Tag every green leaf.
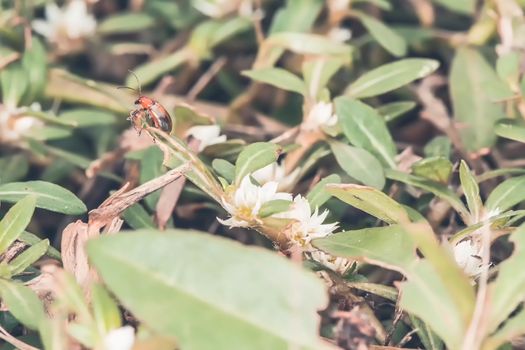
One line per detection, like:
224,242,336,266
306,174,341,209
345,58,439,98
242,68,306,95
87,230,330,350
0,154,29,184
21,37,47,101
235,142,281,185
26,125,73,141
409,316,444,350
139,146,164,210
424,136,452,158
126,48,192,86
302,57,347,99
329,140,385,189
385,169,470,222
98,12,156,34
483,308,525,350
121,203,155,229
378,101,416,122
266,32,352,56
0,196,36,254
450,47,506,152
327,183,409,224
353,10,407,57
399,261,467,350
212,159,235,184
486,225,525,335
412,157,453,184
433,0,475,14
188,18,251,59
91,284,122,334
495,119,525,143
459,160,482,222
19,231,61,260
486,175,525,212
0,181,87,215
259,200,292,218
0,280,45,330
8,239,49,276
59,109,116,127
335,97,397,168
313,225,416,271
496,52,520,86
0,62,28,106
269,0,323,34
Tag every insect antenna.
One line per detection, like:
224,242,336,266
116,70,143,96
128,70,142,96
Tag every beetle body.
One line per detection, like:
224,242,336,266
128,96,173,134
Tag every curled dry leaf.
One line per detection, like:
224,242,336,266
61,220,99,292
88,162,190,231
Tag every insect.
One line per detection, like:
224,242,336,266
119,72,173,135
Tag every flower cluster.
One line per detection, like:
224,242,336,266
218,174,350,273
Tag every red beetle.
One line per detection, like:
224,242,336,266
120,72,173,134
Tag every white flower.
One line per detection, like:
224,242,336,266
218,176,292,228
328,28,352,43
32,0,96,44
452,239,484,278
0,103,44,143
186,125,227,152
103,326,135,350
275,195,338,249
310,250,352,274
252,162,286,185
302,102,338,132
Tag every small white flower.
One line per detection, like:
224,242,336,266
310,250,352,274
0,103,44,143
328,28,352,43
103,326,135,350
218,175,292,228
186,125,227,152
32,0,96,46
275,195,338,249
453,239,484,278
302,102,338,132
252,162,286,185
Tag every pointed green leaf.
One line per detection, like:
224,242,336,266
485,175,525,212
313,225,416,271
327,183,409,224
306,174,341,209
8,239,49,276
459,160,482,222
0,181,87,215
378,101,416,122
0,196,36,254
91,284,122,333
345,58,439,98
335,97,397,168
329,140,385,189
0,280,45,330
242,68,306,95
495,119,525,143
450,47,507,152
353,10,407,57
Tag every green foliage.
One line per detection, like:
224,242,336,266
2,1,525,349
